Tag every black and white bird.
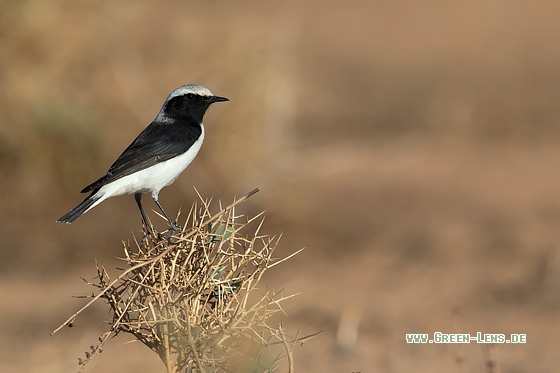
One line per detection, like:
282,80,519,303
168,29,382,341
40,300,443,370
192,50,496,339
57,84,228,237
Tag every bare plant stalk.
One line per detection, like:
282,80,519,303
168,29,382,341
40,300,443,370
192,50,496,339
159,269,174,373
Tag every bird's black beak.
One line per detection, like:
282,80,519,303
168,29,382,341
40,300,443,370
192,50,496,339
210,96,229,103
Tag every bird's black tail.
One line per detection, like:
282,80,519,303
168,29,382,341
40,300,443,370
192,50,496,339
57,193,102,224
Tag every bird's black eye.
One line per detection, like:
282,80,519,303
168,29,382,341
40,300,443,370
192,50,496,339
186,93,196,101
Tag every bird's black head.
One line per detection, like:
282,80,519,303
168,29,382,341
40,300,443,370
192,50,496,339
158,84,228,123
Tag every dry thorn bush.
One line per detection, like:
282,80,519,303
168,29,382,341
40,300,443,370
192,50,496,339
52,189,315,373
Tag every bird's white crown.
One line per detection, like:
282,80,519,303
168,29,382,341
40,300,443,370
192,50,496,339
166,84,214,101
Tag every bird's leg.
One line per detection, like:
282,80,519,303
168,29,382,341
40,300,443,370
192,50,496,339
152,197,182,233
135,193,157,244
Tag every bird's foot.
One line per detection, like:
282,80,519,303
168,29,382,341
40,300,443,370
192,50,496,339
156,232,170,243
162,222,182,244
140,225,159,247
170,221,182,232
140,232,151,247
140,224,180,246
140,231,154,247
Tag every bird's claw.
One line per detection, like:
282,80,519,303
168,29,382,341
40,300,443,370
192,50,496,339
140,231,176,247
170,221,182,232
140,233,151,247
140,225,158,247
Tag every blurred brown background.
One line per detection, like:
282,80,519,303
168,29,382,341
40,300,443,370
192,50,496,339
1,0,560,372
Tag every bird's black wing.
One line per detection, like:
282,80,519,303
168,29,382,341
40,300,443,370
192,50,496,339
81,122,202,193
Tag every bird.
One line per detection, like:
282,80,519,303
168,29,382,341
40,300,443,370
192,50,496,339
57,84,228,240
